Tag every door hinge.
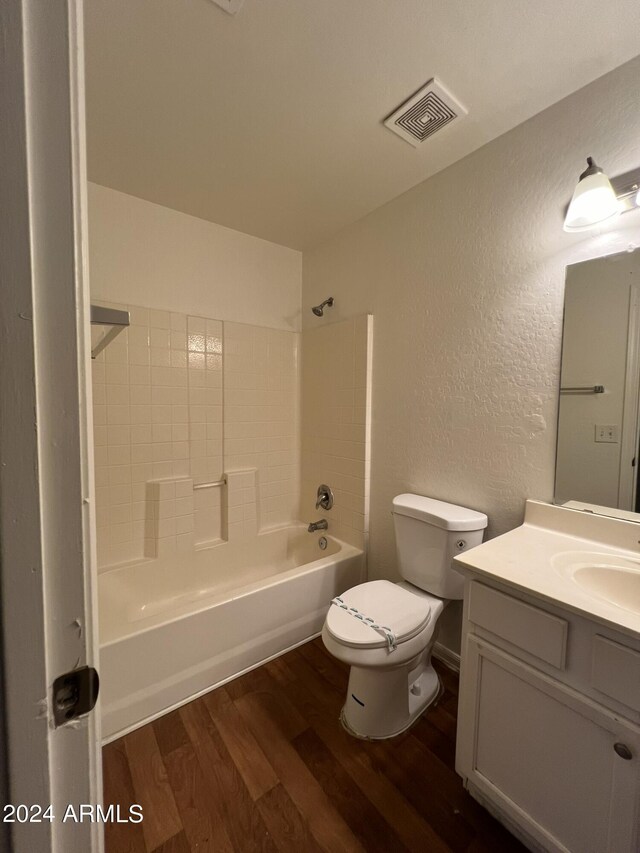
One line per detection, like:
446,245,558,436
52,666,99,727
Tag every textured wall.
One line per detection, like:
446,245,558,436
303,57,640,653
88,183,302,331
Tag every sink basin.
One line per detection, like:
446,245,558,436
553,551,640,615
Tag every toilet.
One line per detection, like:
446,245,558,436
322,494,487,739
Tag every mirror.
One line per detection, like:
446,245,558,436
555,248,640,517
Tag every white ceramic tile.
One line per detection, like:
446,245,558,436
128,306,149,327
128,343,151,369
150,327,171,349
170,312,186,332
172,424,189,442
175,478,194,498
94,305,309,567
128,325,149,349
149,309,171,329
130,425,152,444
152,423,172,443
150,347,171,367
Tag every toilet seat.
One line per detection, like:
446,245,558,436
325,580,432,650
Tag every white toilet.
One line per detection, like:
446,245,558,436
322,494,487,739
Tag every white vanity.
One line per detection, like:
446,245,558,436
454,500,640,853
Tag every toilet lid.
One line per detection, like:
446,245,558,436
325,580,432,649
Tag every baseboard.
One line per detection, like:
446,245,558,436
433,642,460,673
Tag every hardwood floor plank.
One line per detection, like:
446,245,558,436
281,649,451,853
297,639,351,694
235,689,366,853
150,830,191,853
426,698,459,743
255,783,324,853
368,733,528,852
434,658,460,697
124,725,182,851
102,739,147,853
180,698,279,853
289,641,514,851
162,740,234,853
442,689,460,716
105,639,525,853
411,712,457,768
153,709,190,758
475,831,530,853
202,686,279,801
264,654,296,687
287,648,345,713
368,736,475,852
224,667,309,741
224,663,277,701
293,727,412,853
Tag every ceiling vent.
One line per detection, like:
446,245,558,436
208,0,244,15
384,79,467,148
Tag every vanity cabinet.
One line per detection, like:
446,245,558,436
456,580,640,853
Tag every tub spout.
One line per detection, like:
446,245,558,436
308,519,328,533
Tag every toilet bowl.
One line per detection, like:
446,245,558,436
322,494,487,739
322,579,445,738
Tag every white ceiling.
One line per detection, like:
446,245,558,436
84,0,640,250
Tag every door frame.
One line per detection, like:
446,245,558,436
0,1,102,851
618,284,640,509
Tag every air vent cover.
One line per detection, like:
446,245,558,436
384,79,467,148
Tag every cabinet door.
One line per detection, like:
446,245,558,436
457,637,640,853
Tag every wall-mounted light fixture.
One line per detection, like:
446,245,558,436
564,157,640,232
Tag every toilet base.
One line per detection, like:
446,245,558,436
340,657,442,740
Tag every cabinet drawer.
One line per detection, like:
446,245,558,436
468,582,568,668
592,636,640,712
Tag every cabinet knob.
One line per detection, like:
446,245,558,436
613,743,633,760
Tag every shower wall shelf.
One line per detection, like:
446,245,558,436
90,304,130,359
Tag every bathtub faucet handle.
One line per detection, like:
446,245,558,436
315,484,334,511
308,519,329,533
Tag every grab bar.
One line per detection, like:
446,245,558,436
193,477,227,490
560,385,605,394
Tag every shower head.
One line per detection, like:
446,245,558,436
311,297,334,317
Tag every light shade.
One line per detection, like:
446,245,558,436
563,157,620,232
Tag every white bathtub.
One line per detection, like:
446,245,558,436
99,525,364,741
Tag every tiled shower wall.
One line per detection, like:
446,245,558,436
224,322,299,529
92,303,299,568
300,315,372,549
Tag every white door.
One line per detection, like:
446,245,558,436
618,284,640,510
1,1,102,852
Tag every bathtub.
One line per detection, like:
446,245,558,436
99,525,364,741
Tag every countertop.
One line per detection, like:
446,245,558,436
454,500,640,640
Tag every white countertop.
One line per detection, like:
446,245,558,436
454,500,640,640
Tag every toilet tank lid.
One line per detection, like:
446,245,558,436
392,494,488,531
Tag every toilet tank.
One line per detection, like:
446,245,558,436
392,494,488,599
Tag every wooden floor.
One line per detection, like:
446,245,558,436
103,639,526,853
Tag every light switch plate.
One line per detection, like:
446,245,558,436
595,424,619,443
